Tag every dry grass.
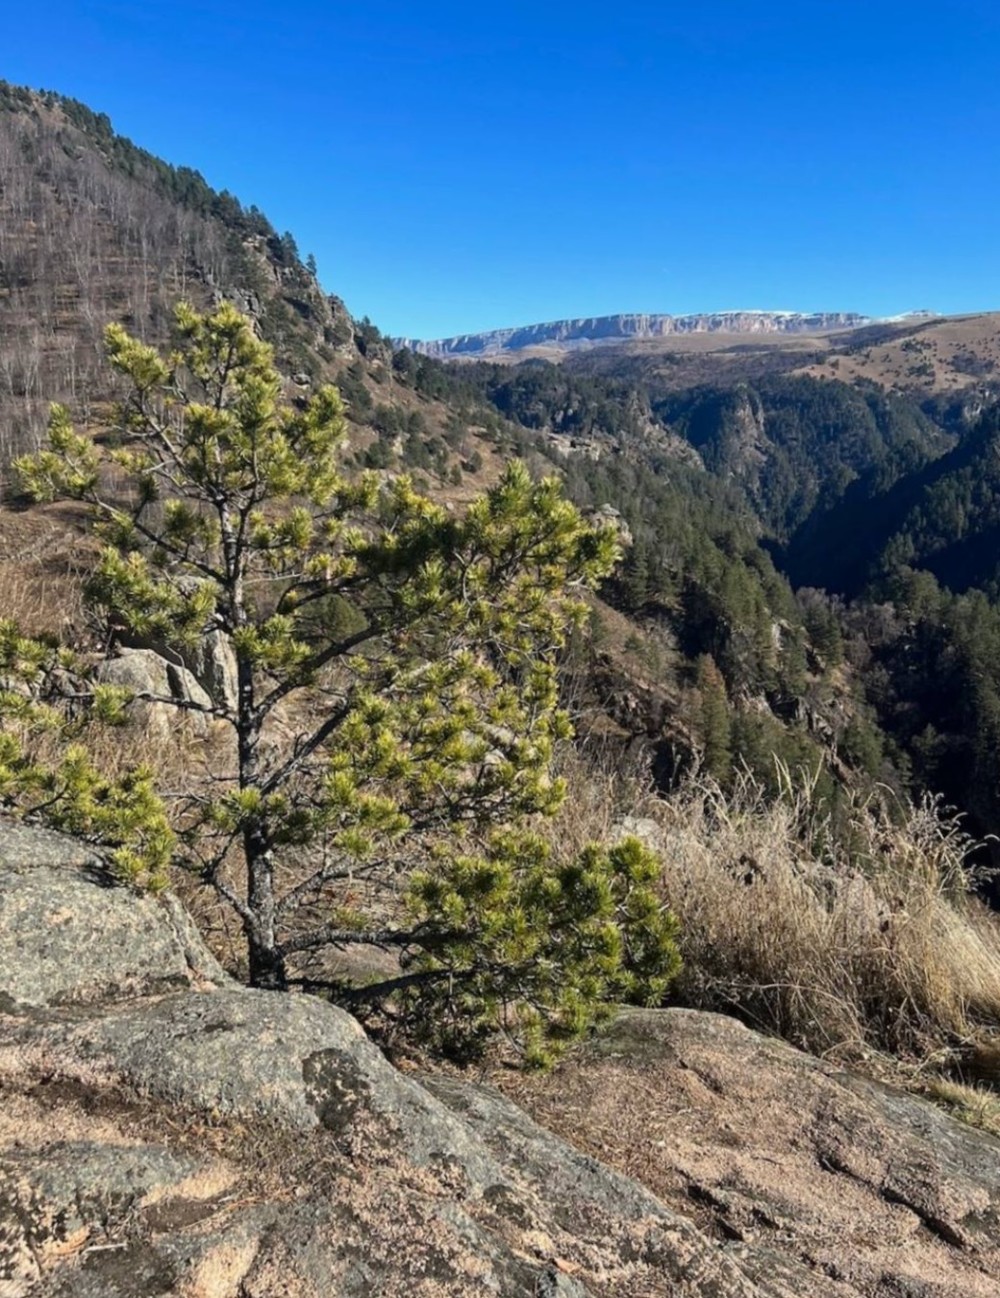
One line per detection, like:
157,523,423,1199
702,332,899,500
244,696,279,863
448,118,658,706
657,771,1000,1059
0,546,89,641
548,752,1000,1065
0,496,102,647
920,1077,1000,1137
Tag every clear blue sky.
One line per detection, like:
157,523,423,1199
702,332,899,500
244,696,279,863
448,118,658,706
5,1,1000,338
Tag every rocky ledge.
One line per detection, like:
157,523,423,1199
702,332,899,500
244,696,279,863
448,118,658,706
1,818,999,1296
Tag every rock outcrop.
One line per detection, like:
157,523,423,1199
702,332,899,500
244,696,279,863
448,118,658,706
183,630,238,714
396,311,871,359
0,819,789,1297
116,615,240,716
2,818,1000,1296
503,1009,1000,1298
0,824,226,1011
94,648,216,737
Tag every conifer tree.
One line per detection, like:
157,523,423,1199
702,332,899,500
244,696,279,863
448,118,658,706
15,303,680,1062
695,653,733,781
621,536,651,612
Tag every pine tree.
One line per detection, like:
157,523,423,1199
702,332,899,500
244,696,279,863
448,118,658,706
621,536,651,612
695,654,732,781
14,302,680,1061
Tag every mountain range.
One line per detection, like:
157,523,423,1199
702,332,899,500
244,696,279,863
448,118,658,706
394,309,939,358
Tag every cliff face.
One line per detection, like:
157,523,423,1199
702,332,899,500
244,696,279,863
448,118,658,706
397,311,870,358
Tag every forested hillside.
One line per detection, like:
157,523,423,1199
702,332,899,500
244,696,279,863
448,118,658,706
417,327,1000,860
0,84,854,816
0,80,353,469
5,77,1000,879
654,376,950,538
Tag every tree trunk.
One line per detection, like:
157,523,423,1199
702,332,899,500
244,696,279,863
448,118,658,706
232,620,287,990
244,825,286,990
246,923,287,990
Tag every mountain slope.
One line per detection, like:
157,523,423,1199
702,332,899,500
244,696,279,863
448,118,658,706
558,310,1000,401
1,76,991,844
0,81,355,470
653,375,952,539
785,405,1000,596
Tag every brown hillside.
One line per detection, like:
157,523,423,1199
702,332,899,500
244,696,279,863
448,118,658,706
0,85,355,474
543,313,1000,401
795,311,1000,396
0,84,514,629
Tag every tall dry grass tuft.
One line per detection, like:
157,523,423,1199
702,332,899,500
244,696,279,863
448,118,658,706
549,751,1000,1061
657,769,1000,1057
